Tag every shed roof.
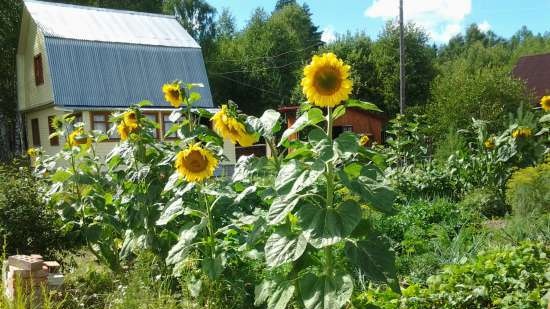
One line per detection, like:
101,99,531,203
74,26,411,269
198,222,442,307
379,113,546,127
24,0,200,48
512,53,550,102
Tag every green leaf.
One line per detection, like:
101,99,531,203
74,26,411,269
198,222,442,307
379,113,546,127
268,281,295,309
50,169,72,182
202,253,225,279
265,228,308,267
84,222,102,242
299,272,353,309
267,194,302,225
333,132,358,159
156,197,184,226
279,108,324,145
332,105,346,121
338,170,396,215
540,114,550,123
345,99,382,112
308,129,334,162
248,109,282,138
345,235,400,293
297,200,362,248
166,220,204,265
255,280,274,306
274,160,302,194
163,172,181,192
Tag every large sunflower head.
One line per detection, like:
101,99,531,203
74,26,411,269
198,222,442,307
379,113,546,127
512,127,532,139
68,127,92,148
211,105,258,147
118,111,139,141
163,82,184,108
27,147,40,158
540,95,550,112
175,143,219,182
301,52,353,108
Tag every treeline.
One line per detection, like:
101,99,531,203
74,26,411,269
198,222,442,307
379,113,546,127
1,0,550,160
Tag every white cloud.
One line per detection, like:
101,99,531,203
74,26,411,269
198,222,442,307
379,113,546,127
364,0,472,43
478,20,491,32
321,25,336,43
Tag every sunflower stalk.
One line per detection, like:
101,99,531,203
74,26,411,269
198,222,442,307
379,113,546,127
324,106,335,276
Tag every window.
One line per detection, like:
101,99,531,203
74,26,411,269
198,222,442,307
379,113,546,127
33,54,44,86
31,118,41,146
144,112,160,139
333,125,353,137
90,112,117,139
162,113,177,139
48,116,59,146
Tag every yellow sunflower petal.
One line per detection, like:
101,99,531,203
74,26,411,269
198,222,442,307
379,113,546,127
175,143,219,182
163,83,184,108
301,52,353,108
540,95,550,112
211,105,257,146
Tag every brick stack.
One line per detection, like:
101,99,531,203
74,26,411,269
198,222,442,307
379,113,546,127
2,254,64,301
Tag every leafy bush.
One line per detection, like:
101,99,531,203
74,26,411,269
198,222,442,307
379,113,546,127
403,242,550,309
0,161,68,257
459,188,507,218
354,242,550,309
506,162,550,216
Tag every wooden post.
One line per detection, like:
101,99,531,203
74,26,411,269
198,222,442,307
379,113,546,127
399,0,406,114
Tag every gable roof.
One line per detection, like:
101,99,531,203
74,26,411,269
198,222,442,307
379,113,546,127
512,53,550,102
25,0,199,48
22,0,213,109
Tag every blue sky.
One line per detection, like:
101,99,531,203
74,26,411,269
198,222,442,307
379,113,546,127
207,0,550,44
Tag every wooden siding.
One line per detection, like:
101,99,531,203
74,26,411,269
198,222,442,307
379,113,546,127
333,108,385,144
17,9,54,111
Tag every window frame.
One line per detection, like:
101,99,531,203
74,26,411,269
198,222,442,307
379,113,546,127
47,116,59,146
90,111,118,141
33,54,44,86
161,112,178,140
143,112,161,139
31,118,41,146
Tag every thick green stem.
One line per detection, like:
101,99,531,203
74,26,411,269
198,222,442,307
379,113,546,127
324,107,335,275
204,191,217,259
266,137,281,169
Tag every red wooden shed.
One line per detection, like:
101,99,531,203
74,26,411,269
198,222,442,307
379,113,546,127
512,53,550,104
278,105,387,144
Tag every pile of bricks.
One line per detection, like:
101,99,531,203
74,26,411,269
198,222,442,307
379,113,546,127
2,254,63,301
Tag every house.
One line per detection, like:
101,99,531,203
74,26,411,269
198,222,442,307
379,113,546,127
512,53,550,104
278,105,387,144
16,0,236,172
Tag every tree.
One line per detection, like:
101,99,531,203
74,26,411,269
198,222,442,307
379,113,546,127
216,8,236,39
208,4,321,115
370,22,436,115
163,0,217,55
274,0,297,11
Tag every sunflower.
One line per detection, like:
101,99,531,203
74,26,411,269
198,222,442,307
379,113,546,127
211,105,258,147
27,147,39,158
118,111,139,141
359,134,370,146
301,53,353,108
484,138,495,150
540,95,550,112
68,127,92,148
163,83,184,108
175,143,218,182
512,127,532,139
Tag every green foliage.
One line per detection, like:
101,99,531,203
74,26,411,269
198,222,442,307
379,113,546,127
371,22,436,115
459,188,507,218
506,162,550,216
402,242,550,309
0,161,68,257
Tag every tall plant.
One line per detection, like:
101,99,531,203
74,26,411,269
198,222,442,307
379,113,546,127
249,53,399,309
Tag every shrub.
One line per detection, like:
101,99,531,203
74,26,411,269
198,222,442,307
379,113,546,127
506,162,550,216
0,161,68,257
355,242,550,309
402,242,550,309
459,188,507,218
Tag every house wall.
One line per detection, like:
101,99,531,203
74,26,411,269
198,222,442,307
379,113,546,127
333,108,385,144
17,10,55,111
25,109,236,167
24,106,65,154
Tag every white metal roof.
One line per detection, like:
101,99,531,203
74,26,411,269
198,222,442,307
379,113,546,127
24,0,200,48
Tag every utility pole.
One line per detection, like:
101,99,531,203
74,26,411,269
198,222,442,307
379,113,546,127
399,0,405,114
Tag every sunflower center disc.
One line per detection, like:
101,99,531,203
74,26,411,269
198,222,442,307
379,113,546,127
169,89,180,100
185,150,208,173
313,66,342,95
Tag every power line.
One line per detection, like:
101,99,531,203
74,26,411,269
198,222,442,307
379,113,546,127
210,59,304,75
205,42,323,64
213,74,283,98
